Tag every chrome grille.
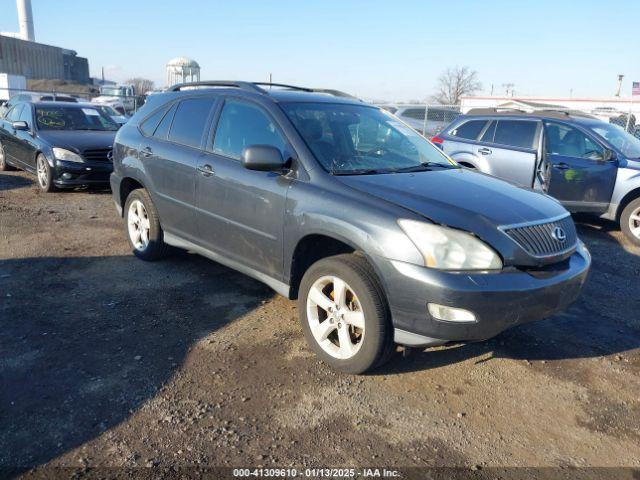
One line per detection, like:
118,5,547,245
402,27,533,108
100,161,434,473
83,148,112,163
501,215,577,258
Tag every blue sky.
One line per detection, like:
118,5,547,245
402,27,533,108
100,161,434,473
1,0,638,101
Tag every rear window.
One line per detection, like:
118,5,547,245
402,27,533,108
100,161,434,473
450,120,487,140
401,108,425,120
168,97,216,148
493,120,538,149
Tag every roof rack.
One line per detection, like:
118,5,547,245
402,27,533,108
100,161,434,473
168,80,358,100
168,81,265,93
466,107,527,115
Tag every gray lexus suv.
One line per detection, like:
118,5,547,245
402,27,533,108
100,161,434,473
110,81,591,374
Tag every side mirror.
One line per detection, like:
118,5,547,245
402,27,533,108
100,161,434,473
603,149,617,162
12,120,28,131
241,145,286,172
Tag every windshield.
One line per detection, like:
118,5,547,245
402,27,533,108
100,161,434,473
281,103,457,175
100,86,121,96
35,106,119,131
589,122,640,159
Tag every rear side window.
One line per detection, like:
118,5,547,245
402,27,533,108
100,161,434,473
450,119,487,140
168,97,216,148
493,120,538,149
480,121,496,142
212,99,286,160
140,105,170,137
153,103,178,140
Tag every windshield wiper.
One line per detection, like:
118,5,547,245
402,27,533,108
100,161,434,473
332,168,396,176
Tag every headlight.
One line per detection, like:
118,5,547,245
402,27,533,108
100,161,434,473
398,219,502,270
53,147,84,163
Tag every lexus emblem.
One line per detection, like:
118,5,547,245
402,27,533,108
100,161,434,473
551,226,567,243
107,150,113,161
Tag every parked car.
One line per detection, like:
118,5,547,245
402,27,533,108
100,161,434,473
91,104,129,127
110,81,590,374
0,92,78,118
434,110,640,246
0,101,119,191
391,105,460,136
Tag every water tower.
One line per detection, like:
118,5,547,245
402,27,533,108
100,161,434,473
166,57,200,86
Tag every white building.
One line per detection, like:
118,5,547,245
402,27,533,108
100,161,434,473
460,95,640,122
166,57,201,86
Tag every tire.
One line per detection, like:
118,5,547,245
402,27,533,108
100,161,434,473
0,140,15,171
298,253,394,374
124,188,170,261
36,154,56,192
621,197,640,247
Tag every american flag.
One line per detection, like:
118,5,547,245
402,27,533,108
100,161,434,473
633,82,640,96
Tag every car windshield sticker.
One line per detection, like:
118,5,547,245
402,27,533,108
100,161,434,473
37,110,65,128
82,108,100,116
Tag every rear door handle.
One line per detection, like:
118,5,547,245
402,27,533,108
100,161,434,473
478,147,492,155
140,146,153,158
553,162,570,170
197,164,215,177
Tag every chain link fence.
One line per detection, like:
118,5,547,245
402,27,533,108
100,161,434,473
375,103,640,139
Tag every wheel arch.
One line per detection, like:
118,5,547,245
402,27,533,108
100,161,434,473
119,177,147,217
287,232,386,301
616,187,640,221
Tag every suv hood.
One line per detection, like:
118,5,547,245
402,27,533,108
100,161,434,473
337,168,570,266
38,130,116,153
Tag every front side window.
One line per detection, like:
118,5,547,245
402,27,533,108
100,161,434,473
168,97,216,148
213,99,286,160
6,104,24,121
493,120,538,149
589,122,640,159
450,120,487,140
282,102,457,175
35,106,119,131
545,122,604,160
18,104,32,124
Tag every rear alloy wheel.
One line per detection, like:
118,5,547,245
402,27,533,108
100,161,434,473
36,154,56,192
621,197,640,247
299,254,394,374
0,140,14,171
124,188,170,261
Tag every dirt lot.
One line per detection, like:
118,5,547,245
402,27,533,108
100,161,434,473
1,170,640,476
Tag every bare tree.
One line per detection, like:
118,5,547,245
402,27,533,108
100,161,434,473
125,77,156,95
431,66,482,105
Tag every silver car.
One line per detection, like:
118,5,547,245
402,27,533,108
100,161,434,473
435,110,640,246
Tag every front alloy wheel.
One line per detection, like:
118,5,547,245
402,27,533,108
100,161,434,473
307,276,365,360
299,254,394,374
36,154,55,192
621,198,640,247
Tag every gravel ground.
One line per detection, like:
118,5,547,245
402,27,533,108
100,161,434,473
1,170,639,477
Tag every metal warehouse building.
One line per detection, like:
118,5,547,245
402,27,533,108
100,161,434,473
0,34,89,83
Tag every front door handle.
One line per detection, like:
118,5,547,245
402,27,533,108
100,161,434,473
478,147,492,155
197,164,215,177
140,146,153,158
553,162,570,170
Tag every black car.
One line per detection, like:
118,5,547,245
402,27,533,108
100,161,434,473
0,101,118,191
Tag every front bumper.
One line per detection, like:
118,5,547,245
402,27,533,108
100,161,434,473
377,243,591,346
52,160,113,187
